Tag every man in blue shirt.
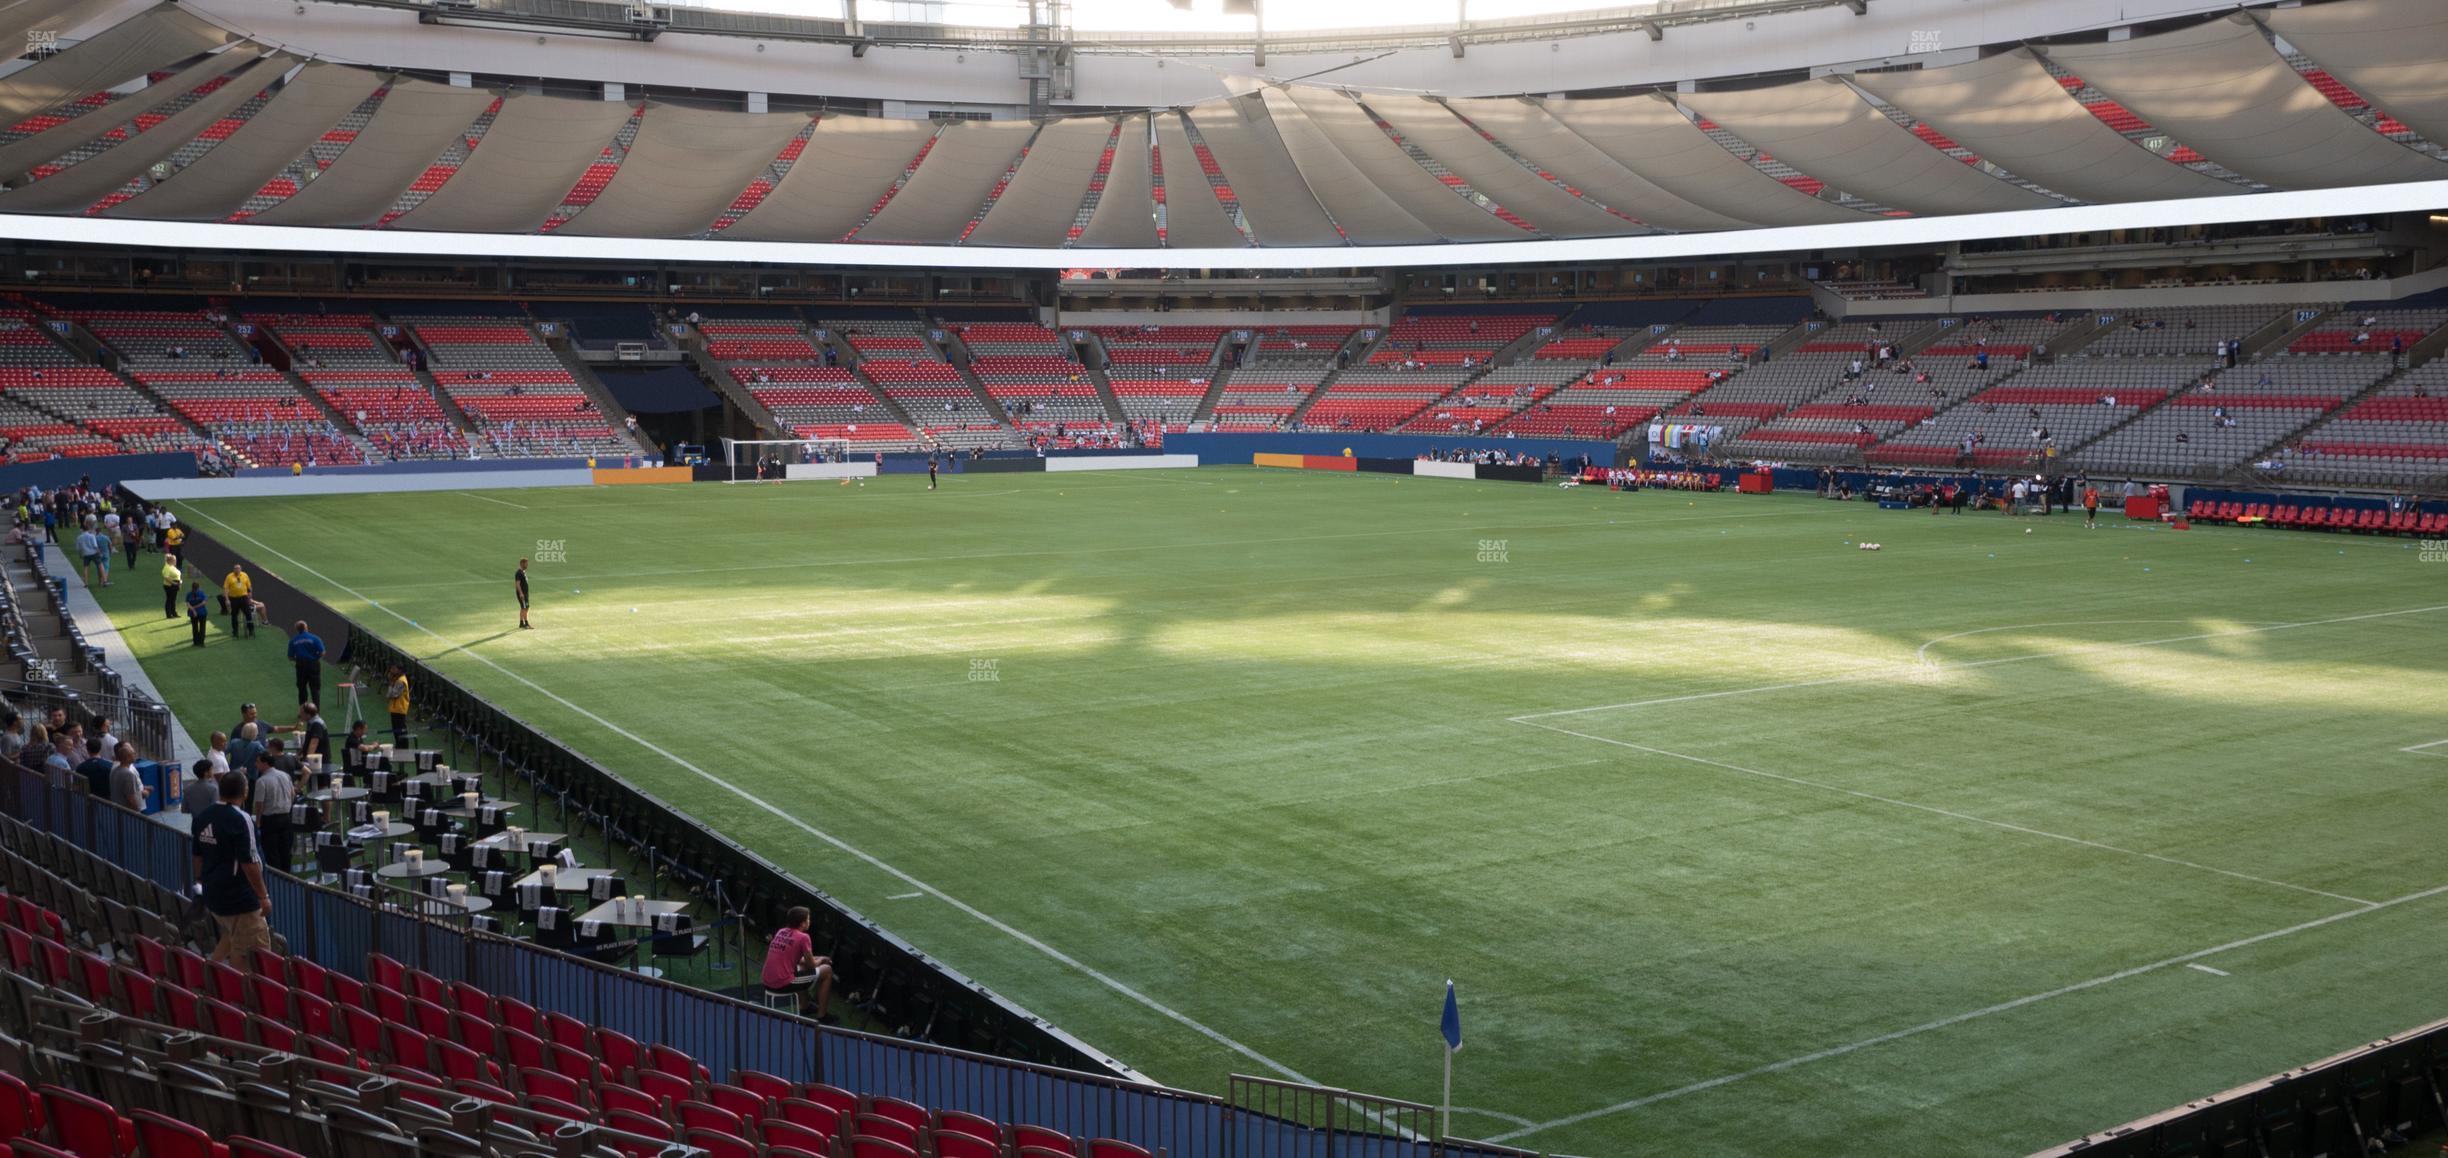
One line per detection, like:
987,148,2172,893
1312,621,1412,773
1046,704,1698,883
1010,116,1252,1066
286,620,324,706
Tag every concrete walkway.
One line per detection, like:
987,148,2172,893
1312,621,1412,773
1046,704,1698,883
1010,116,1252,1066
50,548,206,773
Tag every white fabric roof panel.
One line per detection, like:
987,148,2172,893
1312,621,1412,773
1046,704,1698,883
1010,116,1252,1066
1542,95,1867,226
967,116,1109,248
247,79,498,228
0,54,285,214
391,93,635,233
1443,98,1745,232
2267,0,2448,148
2047,16,2445,191
106,62,386,221
1681,77,2057,215
0,5,232,124
1074,117,1158,249
1281,87,1521,242
855,118,1034,244
1151,114,1241,249
1850,50,2238,205
1368,96,1638,239
1256,87,1436,245
0,48,261,187
1183,100,1340,247
558,104,808,238
723,116,938,243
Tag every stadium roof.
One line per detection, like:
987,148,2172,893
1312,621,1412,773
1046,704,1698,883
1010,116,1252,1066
1,0,2445,266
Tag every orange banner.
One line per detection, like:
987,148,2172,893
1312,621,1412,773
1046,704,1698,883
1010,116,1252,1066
592,467,694,486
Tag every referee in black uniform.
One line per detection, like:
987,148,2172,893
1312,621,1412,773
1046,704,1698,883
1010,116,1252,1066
927,452,938,491
514,557,532,630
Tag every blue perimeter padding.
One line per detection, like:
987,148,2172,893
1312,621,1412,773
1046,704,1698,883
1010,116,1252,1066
1166,431,1622,468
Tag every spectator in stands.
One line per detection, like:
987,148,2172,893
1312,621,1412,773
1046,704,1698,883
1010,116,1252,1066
0,712,18,765
76,737,112,799
287,620,325,705
762,905,834,1019
110,742,145,813
194,770,271,963
226,723,264,787
251,752,293,873
385,666,411,747
180,759,215,830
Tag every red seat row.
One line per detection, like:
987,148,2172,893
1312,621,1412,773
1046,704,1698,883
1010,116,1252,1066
2185,500,2443,533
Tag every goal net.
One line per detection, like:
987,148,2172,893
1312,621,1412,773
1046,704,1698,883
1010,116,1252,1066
717,437,851,483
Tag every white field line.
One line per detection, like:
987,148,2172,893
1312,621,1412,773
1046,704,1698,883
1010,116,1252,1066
1512,605,2448,723
277,509,1810,595
1911,619,2289,667
170,502,1314,1090
2401,739,2448,759
2188,964,2231,977
1514,723,2376,908
1486,881,2448,1144
454,491,528,509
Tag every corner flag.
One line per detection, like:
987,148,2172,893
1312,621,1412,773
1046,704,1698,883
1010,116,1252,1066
1440,980,1462,1052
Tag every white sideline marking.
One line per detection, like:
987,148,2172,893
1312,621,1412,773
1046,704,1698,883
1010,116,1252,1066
1486,881,2448,1144
1451,1106,1538,1129
1513,604,2448,722
171,503,1315,1090
454,491,528,510
1514,723,2376,908
2188,964,2231,977
2401,739,2448,759
886,892,925,901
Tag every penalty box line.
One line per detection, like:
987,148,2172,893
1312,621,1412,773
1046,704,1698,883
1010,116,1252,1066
171,503,1317,1091
1485,879,2448,1144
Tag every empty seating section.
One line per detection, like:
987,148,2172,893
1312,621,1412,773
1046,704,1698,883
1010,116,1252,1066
1372,312,1552,367
699,318,821,361
827,317,943,362
1632,324,1781,366
2088,306,2283,357
947,320,1068,357
1494,367,1712,438
2072,353,2394,476
861,360,1004,448
2286,305,2448,354
87,308,359,464
1252,325,1358,364
1093,326,1224,377
1108,379,1206,426
1917,314,2059,361
0,313,192,459
0,822,1172,1158
1304,363,1477,431
969,350,1108,431
254,313,396,368
415,316,630,457
1210,382,1313,430
1868,356,2208,467
737,366,912,447
2265,361,2448,486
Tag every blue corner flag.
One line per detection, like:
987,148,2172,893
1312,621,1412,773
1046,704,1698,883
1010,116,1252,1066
1440,980,1462,1052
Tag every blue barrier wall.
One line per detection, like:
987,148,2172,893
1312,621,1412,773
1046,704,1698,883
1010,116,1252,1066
0,452,195,492
1165,431,1622,467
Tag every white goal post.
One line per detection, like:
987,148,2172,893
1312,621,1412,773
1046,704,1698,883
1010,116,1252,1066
717,437,854,483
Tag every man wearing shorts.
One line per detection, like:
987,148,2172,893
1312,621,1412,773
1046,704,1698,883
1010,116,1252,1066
75,523,107,587
2083,483,2101,528
761,906,834,1020
514,557,532,630
192,771,271,963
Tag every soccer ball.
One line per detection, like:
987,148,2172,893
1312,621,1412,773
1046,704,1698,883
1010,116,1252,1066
2025,528,2033,534
629,607,637,613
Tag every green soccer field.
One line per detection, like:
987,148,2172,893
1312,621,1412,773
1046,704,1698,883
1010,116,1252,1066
121,468,2448,1156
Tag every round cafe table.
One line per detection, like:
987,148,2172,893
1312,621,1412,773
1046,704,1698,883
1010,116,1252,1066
375,860,449,880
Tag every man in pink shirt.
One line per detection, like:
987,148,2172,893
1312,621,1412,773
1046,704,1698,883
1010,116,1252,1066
762,906,834,1020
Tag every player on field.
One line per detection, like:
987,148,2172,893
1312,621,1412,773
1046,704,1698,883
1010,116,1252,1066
514,557,532,630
